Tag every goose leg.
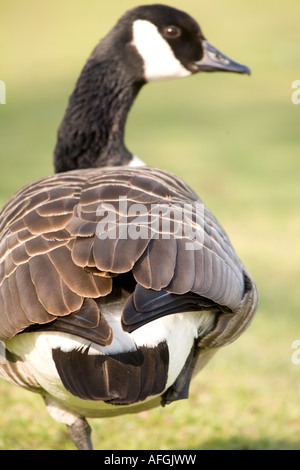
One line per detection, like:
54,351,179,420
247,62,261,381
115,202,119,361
67,417,93,450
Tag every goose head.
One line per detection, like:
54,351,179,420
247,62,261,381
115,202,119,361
54,4,250,172
91,4,250,83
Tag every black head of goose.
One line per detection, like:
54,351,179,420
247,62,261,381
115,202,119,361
0,4,257,450
53,3,250,172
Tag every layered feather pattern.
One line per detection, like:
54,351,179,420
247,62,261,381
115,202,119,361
0,166,257,349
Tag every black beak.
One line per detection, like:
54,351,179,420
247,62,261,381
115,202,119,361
195,40,251,75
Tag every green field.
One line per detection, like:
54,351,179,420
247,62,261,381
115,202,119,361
0,0,299,450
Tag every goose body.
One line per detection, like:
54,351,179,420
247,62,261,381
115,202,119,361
0,5,257,449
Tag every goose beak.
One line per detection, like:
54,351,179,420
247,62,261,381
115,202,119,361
195,40,251,75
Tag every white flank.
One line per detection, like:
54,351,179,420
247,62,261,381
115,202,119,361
4,308,215,417
132,20,191,81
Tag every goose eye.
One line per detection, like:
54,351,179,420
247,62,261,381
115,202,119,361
163,25,182,39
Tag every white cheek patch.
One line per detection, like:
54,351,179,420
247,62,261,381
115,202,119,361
132,20,191,82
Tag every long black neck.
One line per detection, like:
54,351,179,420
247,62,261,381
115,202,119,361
54,58,144,173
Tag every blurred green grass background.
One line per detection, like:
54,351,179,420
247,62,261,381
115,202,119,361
0,0,299,450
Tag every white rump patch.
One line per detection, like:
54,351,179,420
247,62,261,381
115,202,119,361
132,20,191,82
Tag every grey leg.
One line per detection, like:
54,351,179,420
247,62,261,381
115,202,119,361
67,417,93,450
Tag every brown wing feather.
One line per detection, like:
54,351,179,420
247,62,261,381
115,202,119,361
47,245,111,298
0,167,257,347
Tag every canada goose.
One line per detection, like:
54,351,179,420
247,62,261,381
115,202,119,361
0,5,258,450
